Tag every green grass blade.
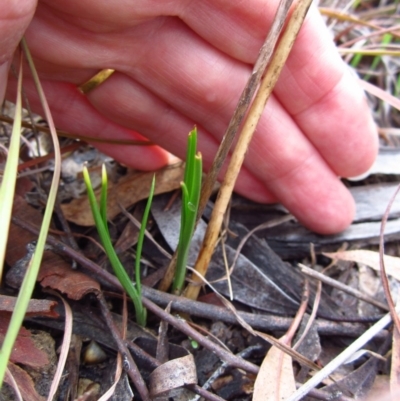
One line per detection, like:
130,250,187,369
364,33,393,81
0,39,62,386
172,129,202,294
100,164,109,235
0,59,23,282
83,167,146,326
184,128,197,194
351,33,393,73
135,175,155,299
350,52,363,69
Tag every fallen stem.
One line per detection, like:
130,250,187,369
197,0,295,218
12,214,380,338
158,0,294,291
298,263,389,311
186,0,313,300
97,293,150,401
287,311,394,401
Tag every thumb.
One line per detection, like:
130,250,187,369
0,0,37,101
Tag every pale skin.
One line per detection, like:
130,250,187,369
1,0,378,234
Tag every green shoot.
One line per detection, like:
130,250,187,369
136,175,155,297
0,59,23,281
0,57,24,387
83,165,155,326
100,165,110,238
364,33,392,81
351,33,393,81
0,40,62,386
172,127,202,294
396,74,400,97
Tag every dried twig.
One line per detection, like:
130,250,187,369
97,293,150,401
186,0,313,300
45,291,73,401
36,223,259,373
287,312,394,401
158,0,295,291
293,279,321,351
142,299,259,374
298,263,389,311
379,184,400,332
12,214,379,338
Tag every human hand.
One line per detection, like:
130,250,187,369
2,0,378,234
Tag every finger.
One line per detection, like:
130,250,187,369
83,71,278,204
265,152,356,234
0,0,37,101
6,72,277,204
272,6,378,177
236,95,356,234
180,2,378,177
37,0,277,43
6,77,171,171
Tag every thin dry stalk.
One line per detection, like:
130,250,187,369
97,293,150,401
319,7,394,31
97,294,126,401
379,184,400,333
339,24,400,48
229,215,293,272
284,279,309,345
46,292,73,401
379,184,400,393
4,368,23,401
293,279,321,350
287,311,395,401
186,0,313,301
158,0,294,292
197,0,295,215
298,263,389,311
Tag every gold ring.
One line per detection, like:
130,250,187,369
78,69,115,94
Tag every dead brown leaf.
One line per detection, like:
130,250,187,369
6,195,44,267
6,195,101,299
61,164,184,226
0,313,50,369
324,250,400,282
149,354,197,398
38,252,100,299
253,336,296,401
391,324,400,394
4,362,45,401
0,295,58,318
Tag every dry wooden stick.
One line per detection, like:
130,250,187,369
196,0,295,217
12,215,377,337
185,0,314,301
97,293,151,401
299,263,389,311
158,0,294,292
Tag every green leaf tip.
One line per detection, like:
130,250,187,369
84,164,147,326
172,127,203,294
